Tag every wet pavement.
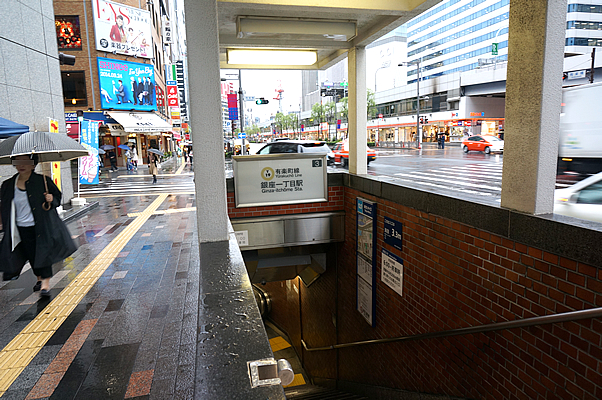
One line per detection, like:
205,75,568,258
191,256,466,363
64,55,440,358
0,158,205,399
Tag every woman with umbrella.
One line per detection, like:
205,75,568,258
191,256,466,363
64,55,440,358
0,154,77,297
147,148,162,184
0,131,85,297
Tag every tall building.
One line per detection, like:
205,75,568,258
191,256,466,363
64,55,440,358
566,1,602,56
54,0,176,167
0,0,74,200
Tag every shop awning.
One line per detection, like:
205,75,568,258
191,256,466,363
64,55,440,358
107,111,172,133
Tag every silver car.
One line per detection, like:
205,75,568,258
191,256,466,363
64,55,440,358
255,140,335,165
554,171,602,223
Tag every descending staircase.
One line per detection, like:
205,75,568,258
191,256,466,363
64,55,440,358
285,385,368,399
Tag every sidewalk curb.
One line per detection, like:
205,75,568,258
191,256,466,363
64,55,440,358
61,201,100,224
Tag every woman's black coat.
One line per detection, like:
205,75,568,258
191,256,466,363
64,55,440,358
0,172,77,279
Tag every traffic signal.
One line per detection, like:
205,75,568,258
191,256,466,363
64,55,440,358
419,117,424,124
424,116,429,124
256,98,269,105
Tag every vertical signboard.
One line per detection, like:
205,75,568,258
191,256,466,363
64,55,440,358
49,119,61,190
79,120,100,185
357,198,377,326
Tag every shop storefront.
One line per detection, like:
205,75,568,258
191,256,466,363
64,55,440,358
107,111,172,162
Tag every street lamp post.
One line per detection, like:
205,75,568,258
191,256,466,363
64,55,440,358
399,59,421,149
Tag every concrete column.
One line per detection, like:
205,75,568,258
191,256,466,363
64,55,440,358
347,47,367,175
501,0,567,214
184,0,229,242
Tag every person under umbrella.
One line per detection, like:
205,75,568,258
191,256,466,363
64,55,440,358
148,152,159,184
0,154,77,297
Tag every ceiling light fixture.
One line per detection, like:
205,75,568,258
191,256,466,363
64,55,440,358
227,49,317,66
237,16,356,42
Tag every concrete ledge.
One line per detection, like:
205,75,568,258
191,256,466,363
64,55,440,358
61,201,99,224
194,228,285,399
347,174,602,267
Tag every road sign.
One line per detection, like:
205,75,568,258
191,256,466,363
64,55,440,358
567,70,586,80
492,43,498,55
238,132,246,139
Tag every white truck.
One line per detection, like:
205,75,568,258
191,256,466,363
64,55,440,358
558,81,602,175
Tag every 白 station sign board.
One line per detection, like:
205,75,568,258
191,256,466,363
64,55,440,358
232,154,328,208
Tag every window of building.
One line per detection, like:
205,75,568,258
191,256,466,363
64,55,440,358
61,71,87,106
55,16,82,50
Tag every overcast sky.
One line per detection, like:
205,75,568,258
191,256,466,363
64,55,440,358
221,69,303,124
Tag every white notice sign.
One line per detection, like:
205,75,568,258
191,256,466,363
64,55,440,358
233,154,327,208
234,230,248,247
357,277,373,325
381,249,403,297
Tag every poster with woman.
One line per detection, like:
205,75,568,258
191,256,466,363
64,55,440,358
79,120,100,185
92,0,153,58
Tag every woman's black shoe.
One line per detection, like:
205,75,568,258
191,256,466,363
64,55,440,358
40,289,51,298
33,281,42,292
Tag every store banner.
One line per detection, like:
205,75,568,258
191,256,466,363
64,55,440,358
91,0,152,58
49,118,61,189
79,120,100,185
97,57,156,111
167,84,179,108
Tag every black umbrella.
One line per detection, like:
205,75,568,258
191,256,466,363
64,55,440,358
148,148,164,157
0,131,88,210
100,144,115,150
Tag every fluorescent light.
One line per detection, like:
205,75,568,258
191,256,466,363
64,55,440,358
227,49,317,66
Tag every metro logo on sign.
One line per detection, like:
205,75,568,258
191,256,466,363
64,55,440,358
167,85,179,107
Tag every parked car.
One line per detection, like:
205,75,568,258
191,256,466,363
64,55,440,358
255,140,334,165
554,171,602,223
462,135,504,154
332,139,376,168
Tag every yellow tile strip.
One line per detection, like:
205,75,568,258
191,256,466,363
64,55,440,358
0,194,168,396
269,336,292,353
283,373,306,388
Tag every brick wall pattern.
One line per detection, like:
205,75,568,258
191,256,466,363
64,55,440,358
257,187,602,399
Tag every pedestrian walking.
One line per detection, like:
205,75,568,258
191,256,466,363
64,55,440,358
439,131,446,150
0,154,77,297
131,146,138,170
188,149,193,165
108,150,118,171
125,147,133,171
148,152,159,184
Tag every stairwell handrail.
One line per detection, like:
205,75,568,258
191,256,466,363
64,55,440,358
302,307,602,352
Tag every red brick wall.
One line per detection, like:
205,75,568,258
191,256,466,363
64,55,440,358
227,186,344,218
264,186,602,399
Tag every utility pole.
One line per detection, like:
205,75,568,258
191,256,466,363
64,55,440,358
238,70,246,155
590,48,596,84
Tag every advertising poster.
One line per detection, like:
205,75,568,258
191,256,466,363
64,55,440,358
79,120,100,185
356,198,377,327
91,0,152,58
97,57,156,111
49,118,61,190
382,249,404,297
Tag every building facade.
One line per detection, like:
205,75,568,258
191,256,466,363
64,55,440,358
0,0,74,201
54,0,179,167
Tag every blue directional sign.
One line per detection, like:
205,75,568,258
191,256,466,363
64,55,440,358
238,132,246,139
383,216,403,251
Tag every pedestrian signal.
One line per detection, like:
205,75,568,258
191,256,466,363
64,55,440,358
256,98,269,105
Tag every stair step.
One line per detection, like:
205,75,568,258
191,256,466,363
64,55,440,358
285,385,368,399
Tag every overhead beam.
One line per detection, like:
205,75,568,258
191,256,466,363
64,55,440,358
218,0,427,12
219,35,354,50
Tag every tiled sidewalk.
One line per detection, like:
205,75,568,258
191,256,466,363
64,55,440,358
0,164,202,399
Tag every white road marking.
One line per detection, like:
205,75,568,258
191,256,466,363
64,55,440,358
94,224,115,237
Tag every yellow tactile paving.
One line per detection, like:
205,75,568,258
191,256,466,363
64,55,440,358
269,336,292,353
0,193,170,396
283,373,306,388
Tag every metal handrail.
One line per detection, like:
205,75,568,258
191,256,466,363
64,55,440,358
302,307,602,352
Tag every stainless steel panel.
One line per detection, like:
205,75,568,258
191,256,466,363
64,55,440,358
284,216,331,243
231,212,345,250
233,220,284,248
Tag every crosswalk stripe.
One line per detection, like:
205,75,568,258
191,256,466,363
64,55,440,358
394,173,501,192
